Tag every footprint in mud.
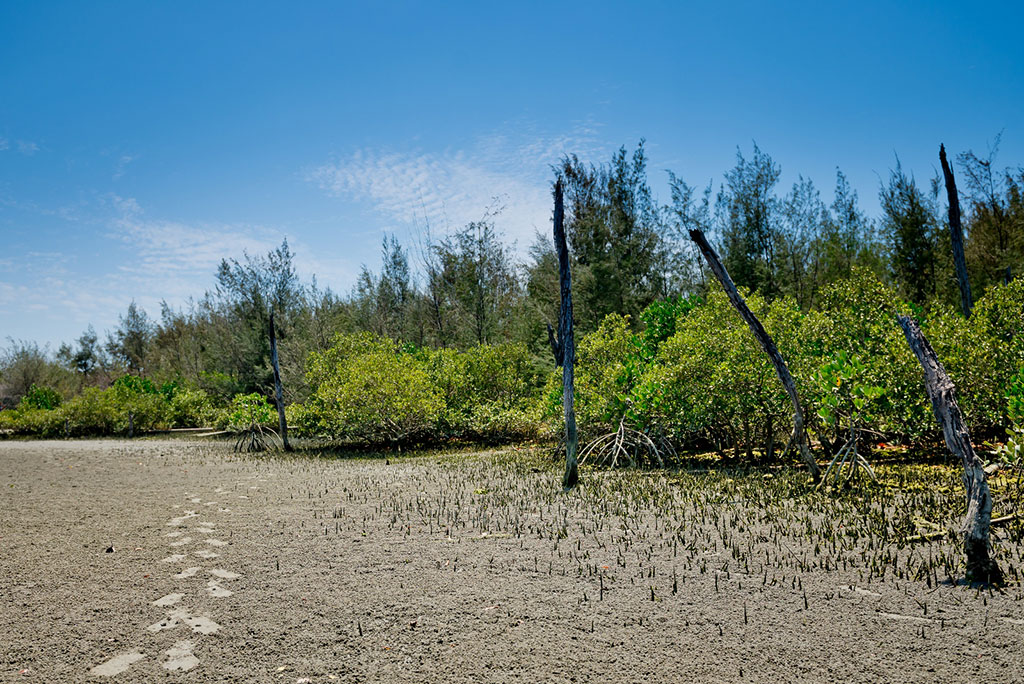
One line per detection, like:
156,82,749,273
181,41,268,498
209,568,241,580
163,640,199,671
205,580,232,598
167,511,199,527
152,593,184,607
147,608,221,635
89,487,246,677
90,651,145,677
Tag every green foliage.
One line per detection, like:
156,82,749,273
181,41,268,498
554,270,1020,463
168,387,221,428
106,374,166,433
638,294,700,356
996,368,1024,464
296,333,442,442
636,291,789,455
20,384,62,410
566,313,643,431
426,342,539,440
927,278,1024,429
227,392,275,428
812,352,885,431
0,375,222,437
294,333,541,444
62,388,119,436
796,270,929,444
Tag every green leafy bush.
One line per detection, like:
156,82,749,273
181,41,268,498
168,387,222,427
426,342,540,440
107,375,167,433
294,333,541,444
996,368,1024,464
545,313,642,434
636,290,788,456
796,270,929,445
638,294,701,355
62,387,119,436
0,376,224,436
561,270,1019,462
295,333,442,442
20,384,63,410
227,392,275,428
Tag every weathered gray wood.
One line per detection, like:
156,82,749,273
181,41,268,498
550,180,578,490
689,228,821,481
940,144,973,318
269,311,291,452
897,315,1002,584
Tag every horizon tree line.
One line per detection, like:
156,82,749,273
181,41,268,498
2,139,1022,409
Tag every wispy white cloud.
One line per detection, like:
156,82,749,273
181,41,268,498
0,137,8,151
112,154,137,180
109,195,283,287
106,196,359,305
17,140,39,155
0,196,356,345
308,122,606,248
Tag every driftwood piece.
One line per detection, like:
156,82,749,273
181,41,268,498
689,229,821,481
269,311,291,452
550,180,578,490
897,315,1002,583
940,144,973,318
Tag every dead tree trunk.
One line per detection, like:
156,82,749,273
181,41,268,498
897,315,1002,584
547,180,578,490
269,311,291,452
940,144,973,318
689,228,821,481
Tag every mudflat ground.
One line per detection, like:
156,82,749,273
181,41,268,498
1,439,1023,683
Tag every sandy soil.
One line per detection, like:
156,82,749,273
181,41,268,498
1,439,1023,683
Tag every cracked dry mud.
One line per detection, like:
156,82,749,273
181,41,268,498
1,439,1023,682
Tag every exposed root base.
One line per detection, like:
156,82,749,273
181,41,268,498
233,424,281,453
579,420,674,469
819,430,876,488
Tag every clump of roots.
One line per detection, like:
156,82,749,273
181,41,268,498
579,418,675,469
233,423,280,453
819,427,876,487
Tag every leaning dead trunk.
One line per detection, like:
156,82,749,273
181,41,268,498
939,144,973,318
689,228,821,481
547,180,578,490
269,311,291,452
897,315,1001,583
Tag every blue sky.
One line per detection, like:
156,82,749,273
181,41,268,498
2,1,1022,348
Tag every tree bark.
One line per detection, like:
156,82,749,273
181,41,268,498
689,228,821,481
939,144,973,318
269,311,291,452
549,180,578,490
896,315,1001,584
